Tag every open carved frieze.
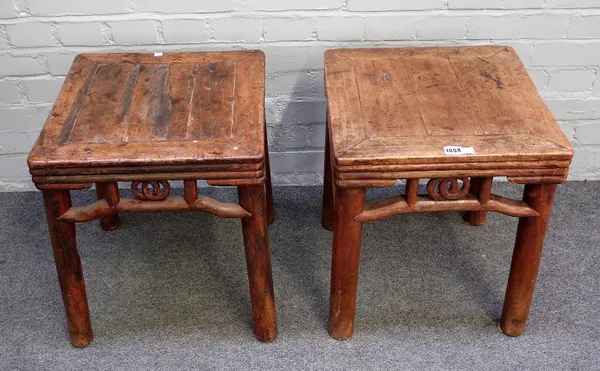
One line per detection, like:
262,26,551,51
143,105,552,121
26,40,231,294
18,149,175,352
58,180,251,223
131,180,171,201
356,176,539,222
426,177,470,201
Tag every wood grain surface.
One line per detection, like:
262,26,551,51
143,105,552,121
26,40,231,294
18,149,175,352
325,46,574,186
27,51,266,186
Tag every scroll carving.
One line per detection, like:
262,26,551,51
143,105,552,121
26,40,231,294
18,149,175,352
58,179,252,223
355,176,540,223
427,177,470,201
131,180,170,201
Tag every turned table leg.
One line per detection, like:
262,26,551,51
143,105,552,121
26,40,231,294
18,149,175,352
95,183,120,231
322,128,334,231
328,187,366,340
238,184,278,342
500,183,557,336
42,190,93,347
464,177,492,226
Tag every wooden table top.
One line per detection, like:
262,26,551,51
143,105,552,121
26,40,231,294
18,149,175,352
28,51,265,177
325,46,573,184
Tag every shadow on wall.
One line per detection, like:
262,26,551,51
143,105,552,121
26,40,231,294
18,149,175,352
263,45,328,187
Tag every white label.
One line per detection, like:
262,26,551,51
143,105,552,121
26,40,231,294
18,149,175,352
154,52,163,57
443,146,475,155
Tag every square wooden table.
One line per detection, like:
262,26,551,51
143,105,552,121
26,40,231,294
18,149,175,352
322,46,573,340
27,51,277,346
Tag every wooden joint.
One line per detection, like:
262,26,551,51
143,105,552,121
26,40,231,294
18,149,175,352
355,193,539,222
58,195,252,223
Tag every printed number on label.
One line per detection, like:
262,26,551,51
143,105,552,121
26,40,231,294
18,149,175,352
443,146,475,155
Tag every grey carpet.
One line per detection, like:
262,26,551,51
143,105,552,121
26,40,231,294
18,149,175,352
0,182,599,370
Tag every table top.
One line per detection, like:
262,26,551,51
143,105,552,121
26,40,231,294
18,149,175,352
28,51,265,178
325,46,573,184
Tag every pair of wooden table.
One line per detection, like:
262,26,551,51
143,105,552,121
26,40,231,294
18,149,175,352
27,47,573,347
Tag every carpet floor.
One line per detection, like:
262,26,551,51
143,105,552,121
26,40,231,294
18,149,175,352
0,182,599,370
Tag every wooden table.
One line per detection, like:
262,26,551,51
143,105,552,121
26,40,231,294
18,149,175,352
27,51,277,347
322,46,573,340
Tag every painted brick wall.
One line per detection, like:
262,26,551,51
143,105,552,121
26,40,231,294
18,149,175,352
1,0,599,190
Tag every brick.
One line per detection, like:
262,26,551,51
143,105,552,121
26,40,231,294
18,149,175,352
545,98,600,120
162,20,209,44
211,17,262,42
526,69,547,91
110,21,157,45
26,0,125,15
0,55,45,77
23,78,65,103
266,71,312,98
58,22,104,46
546,0,600,8
569,147,595,172
449,0,544,9
45,53,77,75
366,16,416,41
467,15,519,40
0,131,35,154
318,17,364,41
0,106,51,131
5,22,55,47
518,15,569,39
266,99,326,124
494,42,531,63
347,0,444,11
243,0,342,11
136,0,236,12
418,16,467,40
267,123,325,150
569,16,600,39
0,80,21,104
574,122,600,145
547,70,594,92
311,70,325,98
558,120,576,142
0,154,30,179
531,42,600,67
263,45,327,73
270,151,324,173
0,0,16,18
264,18,314,41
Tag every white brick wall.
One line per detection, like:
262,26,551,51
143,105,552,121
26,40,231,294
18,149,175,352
1,0,600,190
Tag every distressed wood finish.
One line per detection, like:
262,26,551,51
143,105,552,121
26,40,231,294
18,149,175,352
43,190,93,347
328,187,366,340
324,46,573,340
28,51,277,346
500,184,557,336
238,184,278,342
28,51,266,185
95,182,120,230
464,177,493,226
325,46,573,186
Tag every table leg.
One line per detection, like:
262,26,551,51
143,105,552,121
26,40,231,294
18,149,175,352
322,128,334,231
42,190,93,347
95,183,120,231
238,184,278,342
464,177,490,226
328,187,366,340
500,183,557,336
